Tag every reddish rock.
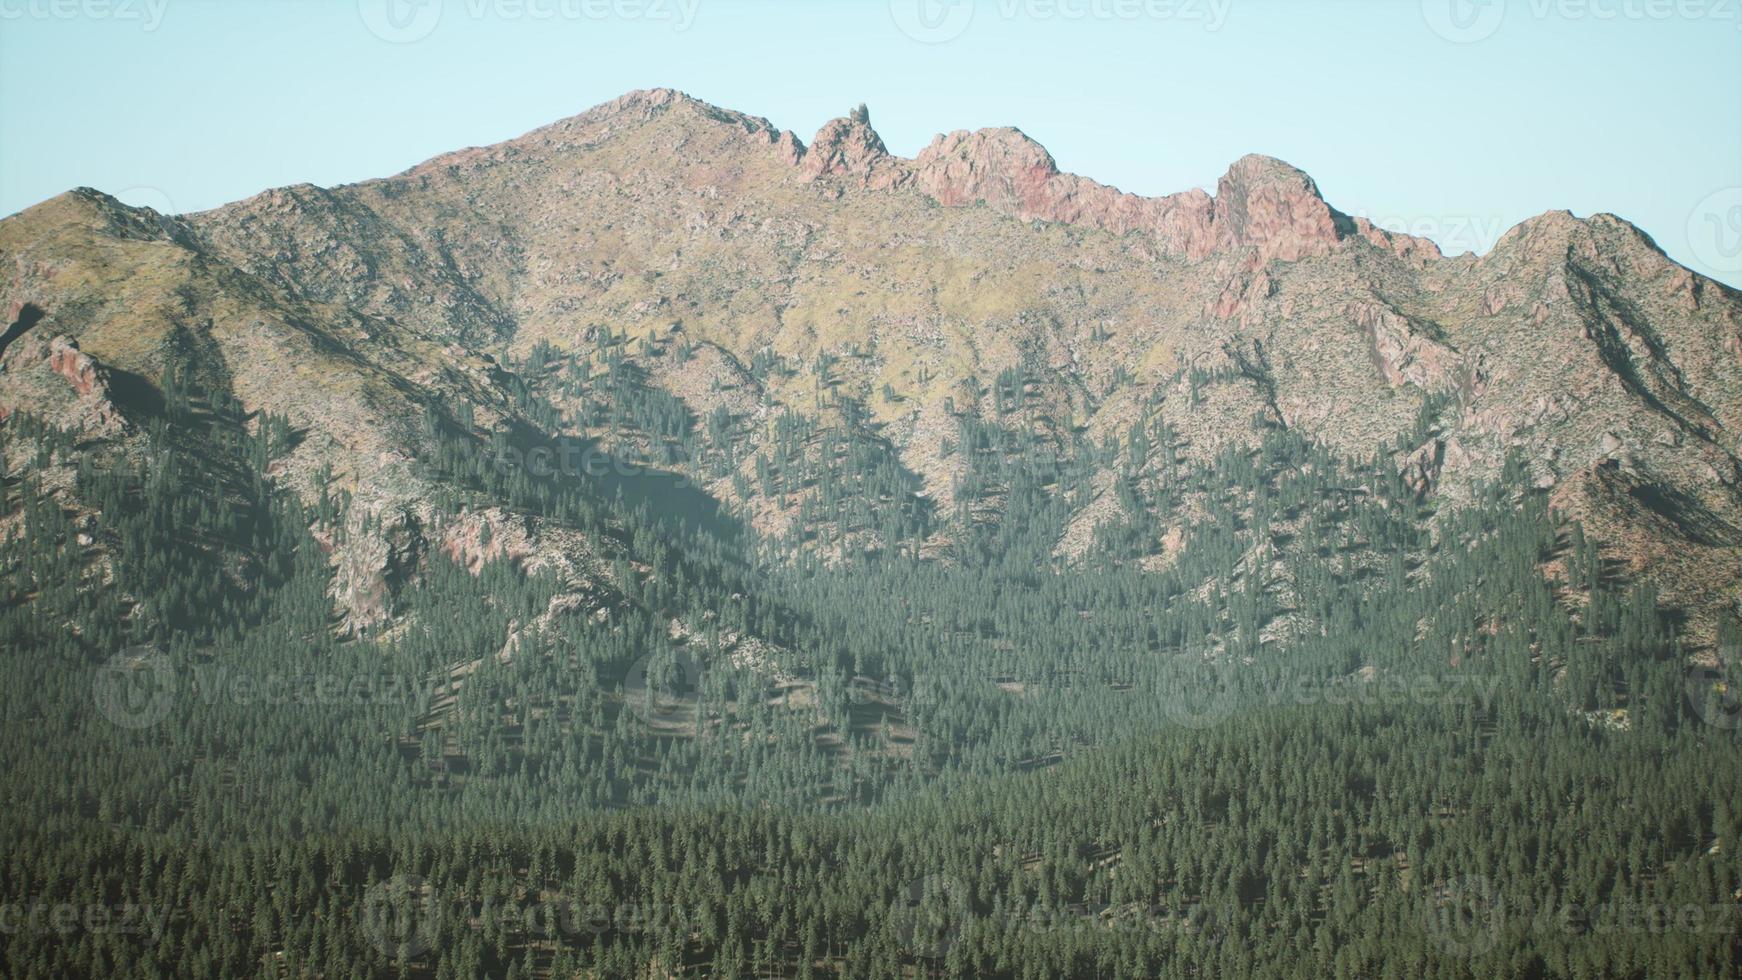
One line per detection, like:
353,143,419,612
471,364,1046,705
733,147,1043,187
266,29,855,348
49,336,103,398
45,336,125,433
1482,284,1516,316
1349,302,1459,390
1210,155,1345,263
789,104,1453,267
1351,217,1443,264
774,129,805,167
1667,267,1700,311
1401,438,1445,499
912,128,1059,210
802,105,909,189
1207,263,1275,322
908,126,1221,258
904,135,1430,265
439,508,534,575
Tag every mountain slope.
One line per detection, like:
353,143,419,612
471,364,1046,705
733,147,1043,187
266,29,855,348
5,89,1742,980
3,87,1739,643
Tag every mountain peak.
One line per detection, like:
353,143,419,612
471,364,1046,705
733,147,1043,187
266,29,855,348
915,127,1060,182
551,86,697,131
375,91,1408,263
1210,153,1347,262
1219,153,1324,197
5,86,1739,656
802,106,901,185
172,89,1656,275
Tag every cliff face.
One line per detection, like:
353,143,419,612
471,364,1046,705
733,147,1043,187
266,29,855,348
3,88,1739,641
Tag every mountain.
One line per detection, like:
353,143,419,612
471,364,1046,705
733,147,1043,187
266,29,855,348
4,87,1737,642
3,88,1742,978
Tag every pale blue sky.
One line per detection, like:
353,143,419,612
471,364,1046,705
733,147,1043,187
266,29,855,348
2,0,1738,284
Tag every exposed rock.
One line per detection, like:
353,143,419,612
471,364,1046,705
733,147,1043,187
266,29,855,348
1350,216,1443,264
0,335,129,436
330,506,425,633
802,107,907,189
2,86,1738,641
438,508,535,576
1401,438,1445,499
1482,284,1519,316
909,127,1216,256
1348,302,1459,390
1211,154,1346,263
48,337,105,399
905,135,1377,264
774,129,805,167
1208,262,1275,322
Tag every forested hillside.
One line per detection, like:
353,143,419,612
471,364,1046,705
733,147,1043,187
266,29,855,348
1,345,1737,977
1,88,1739,978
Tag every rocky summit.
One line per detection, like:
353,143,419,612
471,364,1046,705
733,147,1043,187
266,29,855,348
5,85,1742,979
2,87,1739,641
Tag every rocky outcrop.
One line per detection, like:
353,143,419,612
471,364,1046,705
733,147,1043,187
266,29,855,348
1350,216,1445,264
802,104,908,189
800,104,1430,264
1208,259,1276,322
1349,301,1460,391
790,102,1454,268
1211,155,1347,263
1401,438,1446,499
3,87,1739,643
0,334,126,435
49,337,108,399
912,127,1063,210
907,126,1218,257
439,508,536,575
329,506,425,633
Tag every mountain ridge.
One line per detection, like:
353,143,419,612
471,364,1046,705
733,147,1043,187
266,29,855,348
3,86,1739,647
10,87,1699,277
357,86,1614,268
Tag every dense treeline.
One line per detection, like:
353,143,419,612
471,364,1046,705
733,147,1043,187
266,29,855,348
0,350,1736,977
0,697,1735,978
